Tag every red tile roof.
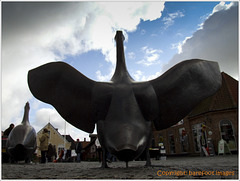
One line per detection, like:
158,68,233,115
188,72,238,117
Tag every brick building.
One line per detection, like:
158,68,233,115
153,72,238,155
82,134,99,161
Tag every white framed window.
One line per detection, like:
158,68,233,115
219,120,237,150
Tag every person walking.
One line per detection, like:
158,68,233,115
39,128,49,163
75,139,82,162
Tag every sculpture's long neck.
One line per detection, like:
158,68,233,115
22,102,30,125
111,31,133,83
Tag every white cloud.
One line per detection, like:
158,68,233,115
176,32,183,37
133,70,162,81
198,1,236,31
137,46,163,66
128,52,136,60
171,36,192,54
145,71,162,81
133,70,144,81
98,2,164,30
163,2,238,80
212,1,234,14
33,108,91,141
96,69,114,82
2,2,165,139
162,10,185,29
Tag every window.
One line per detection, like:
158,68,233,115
220,120,237,150
168,131,175,154
192,123,207,152
48,130,51,140
151,136,156,148
179,128,188,152
158,134,164,143
91,145,96,153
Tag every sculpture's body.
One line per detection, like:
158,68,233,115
6,102,37,163
28,31,222,167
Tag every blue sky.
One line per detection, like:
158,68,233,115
2,1,238,141
63,1,234,82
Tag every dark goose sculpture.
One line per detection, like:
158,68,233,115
28,31,222,167
6,102,37,163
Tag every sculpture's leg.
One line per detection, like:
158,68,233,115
25,157,30,163
145,147,151,166
10,156,15,164
101,148,109,168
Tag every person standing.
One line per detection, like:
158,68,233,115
47,143,54,162
3,124,14,137
39,128,49,163
95,138,102,162
75,139,82,162
53,145,57,161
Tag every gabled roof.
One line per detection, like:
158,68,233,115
62,134,76,149
37,122,53,135
188,72,238,117
83,137,97,150
81,140,91,149
62,135,75,143
37,122,70,143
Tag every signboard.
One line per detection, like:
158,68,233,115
218,139,231,155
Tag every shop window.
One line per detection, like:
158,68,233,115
168,132,175,154
158,134,164,144
157,134,164,148
48,130,51,139
151,136,156,148
220,120,237,150
91,145,96,153
192,123,207,152
179,128,189,152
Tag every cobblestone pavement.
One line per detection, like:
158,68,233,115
2,155,238,179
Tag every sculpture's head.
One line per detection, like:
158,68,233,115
27,30,222,164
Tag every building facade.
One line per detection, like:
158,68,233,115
37,123,96,161
82,134,99,161
36,123,71,157
153,72,238,155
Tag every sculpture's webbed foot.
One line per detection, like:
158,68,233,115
145,162,152,167
101,163,110,169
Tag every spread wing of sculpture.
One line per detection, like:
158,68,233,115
6,102,37,163
28,31,222,167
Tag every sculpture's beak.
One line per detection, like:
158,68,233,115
97,118,152,162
